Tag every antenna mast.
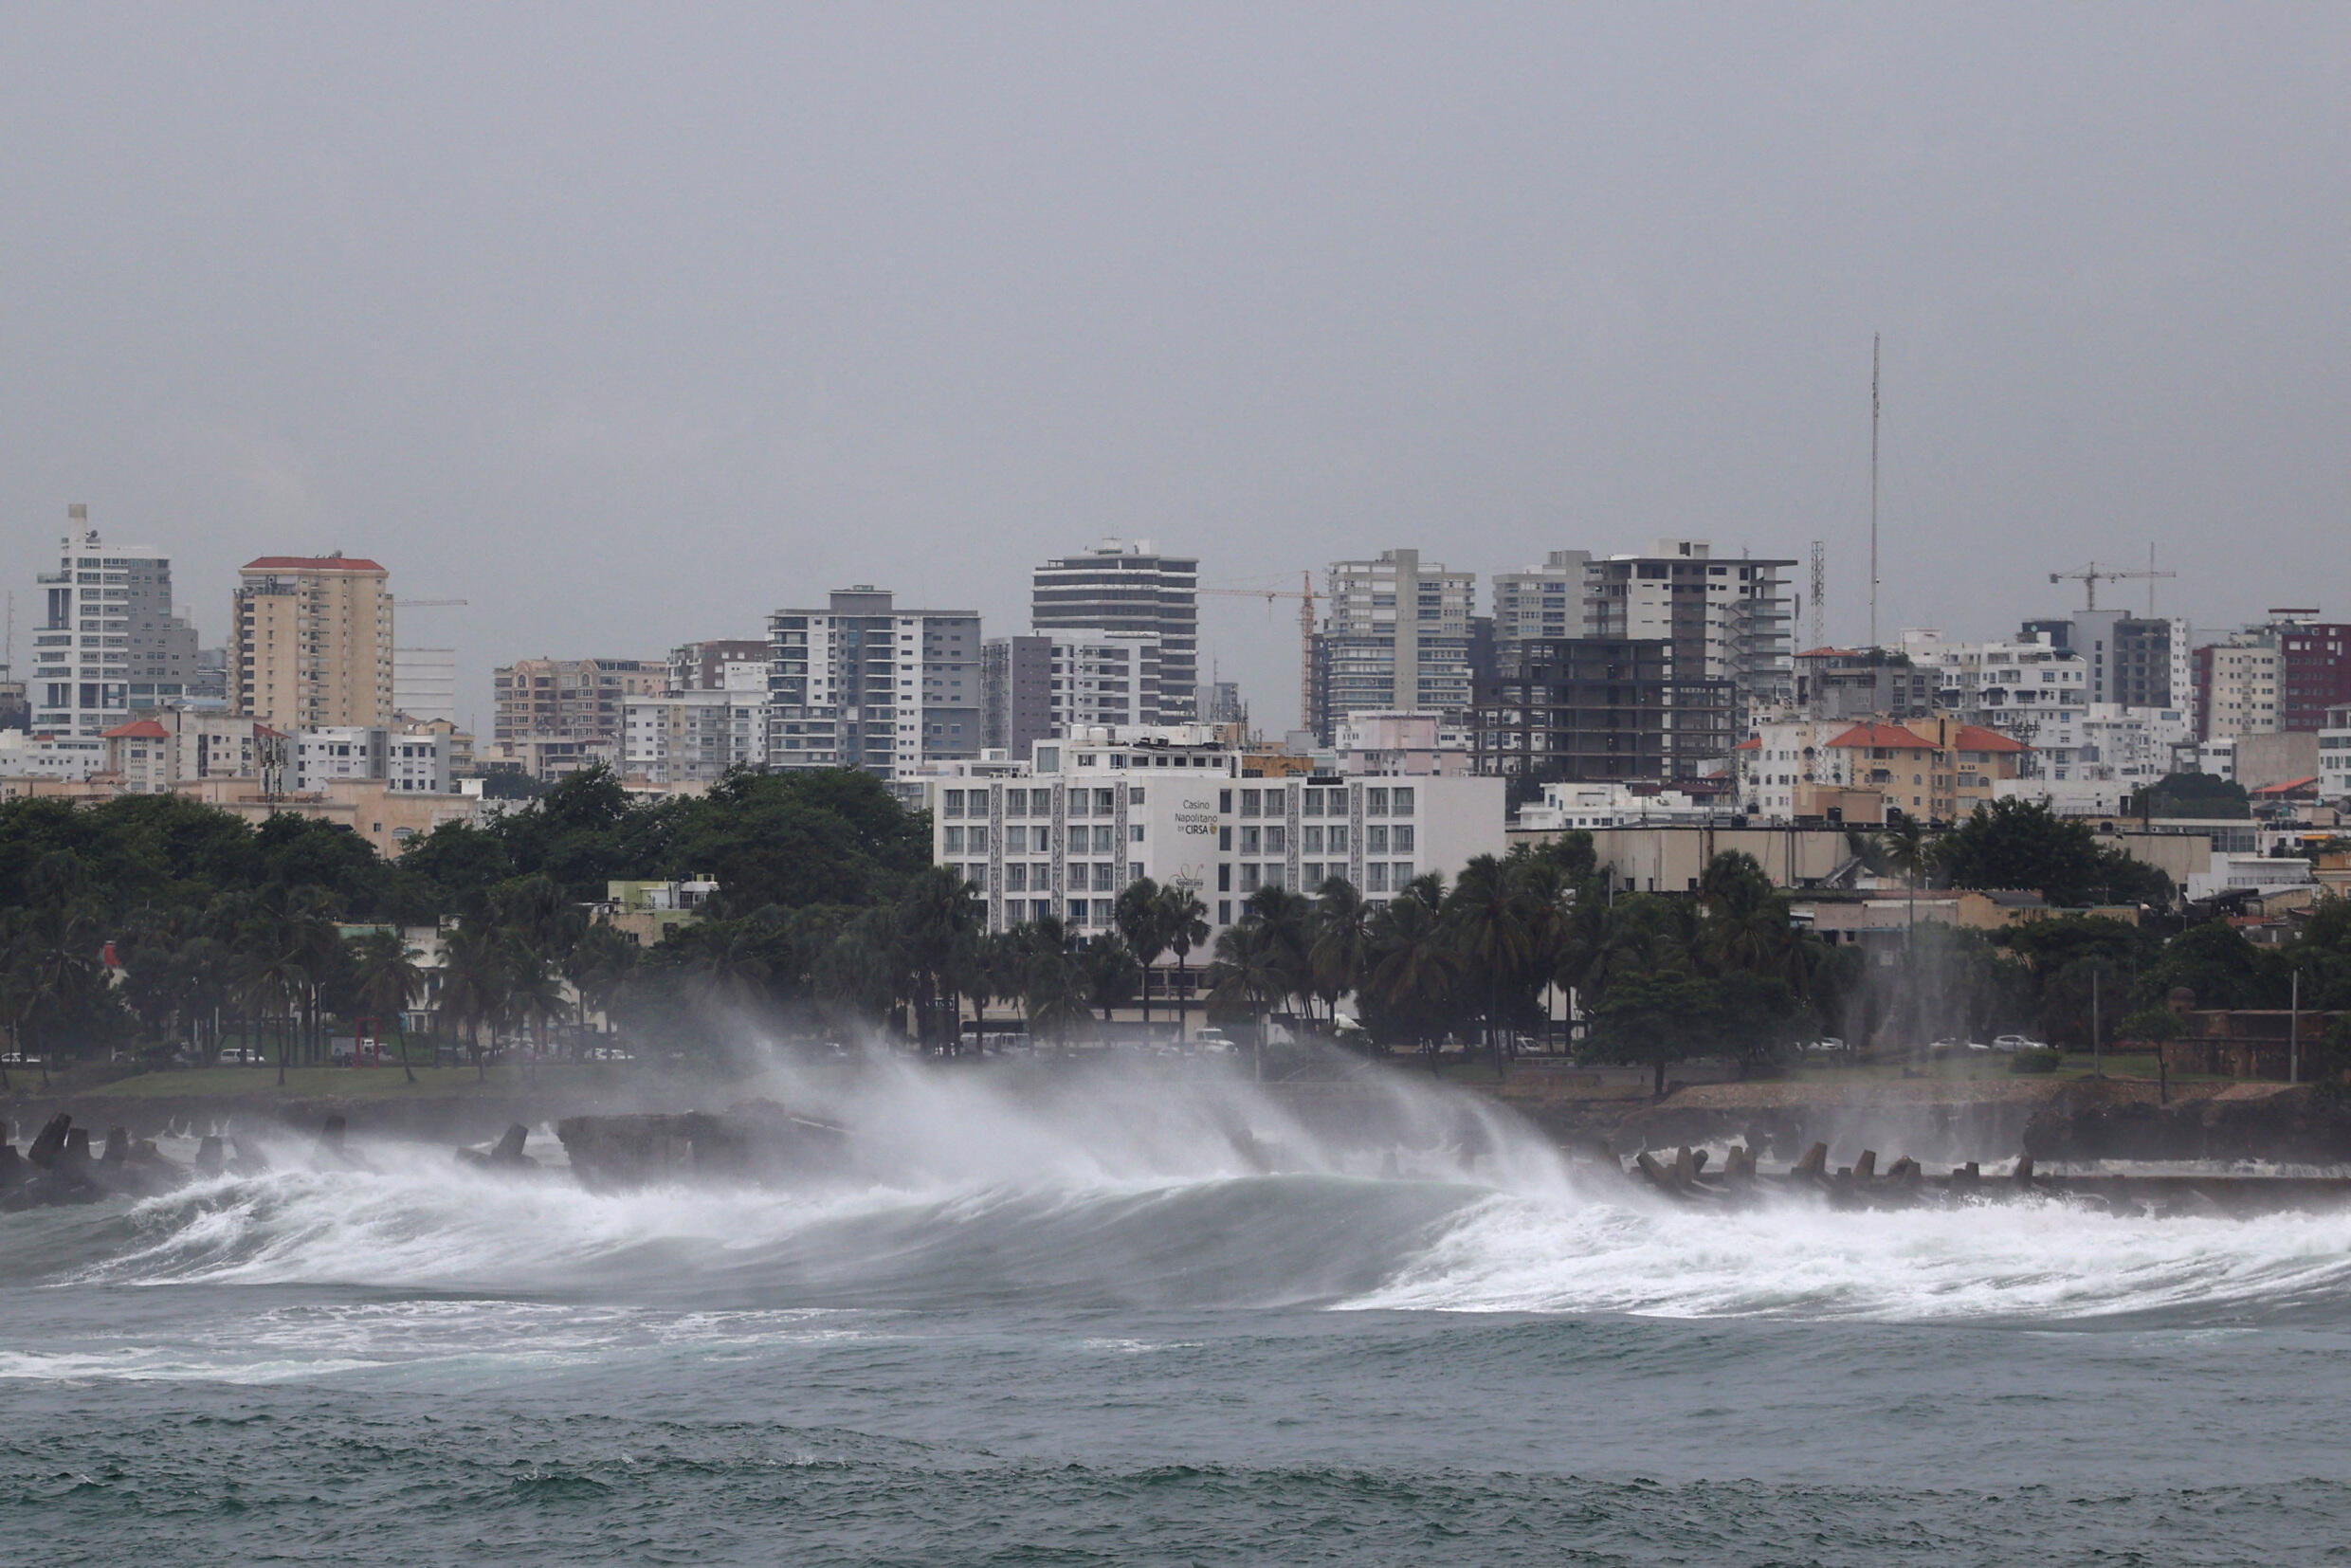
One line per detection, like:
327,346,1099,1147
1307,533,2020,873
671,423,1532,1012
1868,332,1880,648
1809,541,1826,650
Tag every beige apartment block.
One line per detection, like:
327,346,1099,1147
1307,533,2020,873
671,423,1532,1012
233,555,394,731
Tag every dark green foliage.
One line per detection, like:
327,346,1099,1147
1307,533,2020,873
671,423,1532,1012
1935,798,2173,907
2134,773,2251,820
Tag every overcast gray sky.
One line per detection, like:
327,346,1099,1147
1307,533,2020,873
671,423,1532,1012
4,3,2345,734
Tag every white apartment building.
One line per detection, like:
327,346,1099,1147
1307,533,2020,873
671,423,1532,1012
1325,710,1476,775
1908,631,2087,759
2321,706,2351,805
1310,549,1478,738
1491,551,1590,643
1030,540,1198,722
767,586,981,778
0,729,108,780
912,725,1505,939
296,727,388,793
2197,637,2282,740
2025,703,2195,785
624,690,769,784
1732,719,1856,822
27,507,202,737
981,629,1160,758
1516,781,1717,830
294,725,449,794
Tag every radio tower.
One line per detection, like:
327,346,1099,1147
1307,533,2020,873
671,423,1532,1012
1868,332,1881,649
1809,541,1826,651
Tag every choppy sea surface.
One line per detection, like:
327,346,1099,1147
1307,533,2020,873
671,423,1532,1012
8,1064,2351,1566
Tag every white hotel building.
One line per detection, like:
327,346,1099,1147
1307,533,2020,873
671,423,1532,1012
912,726,1505,939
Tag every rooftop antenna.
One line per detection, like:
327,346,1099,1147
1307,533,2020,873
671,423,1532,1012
1868,333,1881,649
1809,540,1826,650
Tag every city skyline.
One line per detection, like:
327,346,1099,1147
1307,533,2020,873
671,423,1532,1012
3,8,2343,734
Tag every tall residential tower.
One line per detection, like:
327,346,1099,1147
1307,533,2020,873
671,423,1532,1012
29,505,200,737
232,554,394,732
1030,540,1197,722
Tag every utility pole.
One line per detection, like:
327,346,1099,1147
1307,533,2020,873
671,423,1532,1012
2091,966,2102,1079
1868,333,1880,649
2290,967,2301,1085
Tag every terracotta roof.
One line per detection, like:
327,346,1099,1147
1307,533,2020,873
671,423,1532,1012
1825,722,1935,750
240,555,387,574
1953,725,2030,753
1733,737,1761,751
2251,776,2319,795
101,719,171,739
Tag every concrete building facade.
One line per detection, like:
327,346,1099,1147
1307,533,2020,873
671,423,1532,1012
493,657,665,746
915,726,1504,939
1583,539,1795,720
1310,548,1478,739
28,507,201,737
233,555,393,732
1030,540,1197,722
766,587,981,777
623,690,769,784
1474,636,1727,784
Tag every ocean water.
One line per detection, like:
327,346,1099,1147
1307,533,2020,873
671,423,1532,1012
8,1064,2351,1566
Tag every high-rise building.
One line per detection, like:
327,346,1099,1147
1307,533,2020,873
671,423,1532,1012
1194,681,1247,728
393,647,458,726
1031,540,1197,722
2275,618,2351,733
2021,612,2193,709
1473,637,1729,784
233,554,393,732
623,690,770,784
492,657,665,745
1308,548,1478,741
28,506,201,737
982,629,1158,758
1582,539,1795,721
1491,551,1591,644
666,639,771,694
2196,636,2282,741
1793,647,1937,720
767,587,980,777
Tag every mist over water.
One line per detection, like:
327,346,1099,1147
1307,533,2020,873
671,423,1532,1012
12,1057,2351,1564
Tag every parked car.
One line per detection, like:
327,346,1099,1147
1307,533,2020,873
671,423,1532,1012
215,1047,265,1066
1992,1033,2047,1053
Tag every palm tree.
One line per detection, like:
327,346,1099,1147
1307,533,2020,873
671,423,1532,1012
1157,886,1211,1040
1021,923,1095,1049
895,866,979,1048
1364,893,1459,1069
1114,877,1172,1033
1445,854,1537,1072
1208,919,1291,1081
505,940,571,1062
1308,877,1372,1029
349,928,426,1083
437,920,510,1081
566,922,639,1048
241,944,309,1087
1244,885,1315,1023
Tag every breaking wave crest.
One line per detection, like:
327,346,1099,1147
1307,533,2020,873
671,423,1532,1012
16,1059,2351,1327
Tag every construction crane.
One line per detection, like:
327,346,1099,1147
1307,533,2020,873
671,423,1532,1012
392,598,469,609
2049,560,2173,613
1198,572,1318,731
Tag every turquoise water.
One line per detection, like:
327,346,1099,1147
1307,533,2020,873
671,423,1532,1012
8,1068,2351,1564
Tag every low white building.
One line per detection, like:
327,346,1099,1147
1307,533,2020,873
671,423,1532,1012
2187,851,2315,902
1907,630,2087,759
1325,710,1476,775
1517,781,1717,830
296,726,389,793
0,729,109,780
911,725,1506,939
2023,703,2195,786
1993,776,2142,817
